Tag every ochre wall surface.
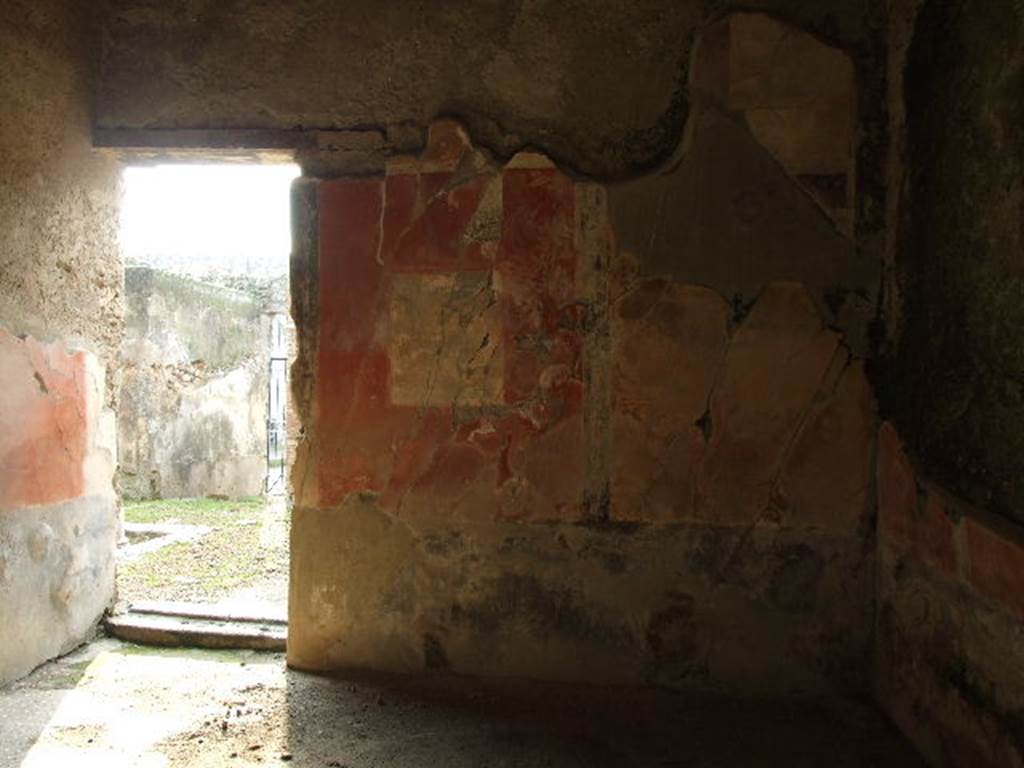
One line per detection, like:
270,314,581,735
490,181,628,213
0,1,121,684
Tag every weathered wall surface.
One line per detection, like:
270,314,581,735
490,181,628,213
0,332,117,685
98,0,902,700
97,0,884,181
872,2,1024,764
0,1,122,684
119,267,270,500
610,11,875,353
884,0,1024,524
876,423,1024,767
2,3,123,374
91,0,1024,754
290,97,876,696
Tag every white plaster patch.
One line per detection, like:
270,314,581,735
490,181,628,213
388,273,504,407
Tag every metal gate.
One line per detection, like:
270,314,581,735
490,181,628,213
266,313,288,494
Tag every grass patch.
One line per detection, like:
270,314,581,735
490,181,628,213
118,498,289,605
29,658,95,690
123,497,264,526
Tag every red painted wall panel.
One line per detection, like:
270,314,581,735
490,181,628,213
0,329,89,511
314,138,584,520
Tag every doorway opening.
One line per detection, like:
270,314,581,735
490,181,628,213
113,162,300,626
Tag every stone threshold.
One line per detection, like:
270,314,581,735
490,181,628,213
105,601,286,652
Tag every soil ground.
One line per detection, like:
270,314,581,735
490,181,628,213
117,497,289,612
0,639,927,768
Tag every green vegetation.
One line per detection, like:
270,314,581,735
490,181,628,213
119,497,289,605
30,658,95,690
123,496,264,525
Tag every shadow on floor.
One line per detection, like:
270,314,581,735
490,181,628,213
1,640,927,768
273,670,928,768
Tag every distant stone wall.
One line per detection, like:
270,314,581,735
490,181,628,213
118,267,271,500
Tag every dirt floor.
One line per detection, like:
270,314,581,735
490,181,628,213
0,639,927,768
117,497,289,611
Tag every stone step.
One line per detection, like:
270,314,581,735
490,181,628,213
128,599,288,625
105,609,286,652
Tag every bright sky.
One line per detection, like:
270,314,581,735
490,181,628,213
120,163,301,278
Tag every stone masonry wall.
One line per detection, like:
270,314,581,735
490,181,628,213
0,1,122,684
118,267,270,500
